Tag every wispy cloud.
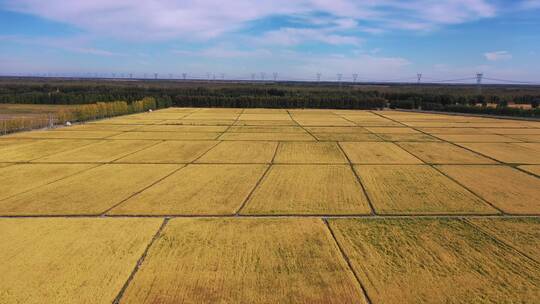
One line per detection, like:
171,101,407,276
172,46,272,59
0,35,122,56
2,0,502,41
257,28,362,46
484,50,512,61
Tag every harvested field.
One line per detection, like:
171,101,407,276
2,108,539,303
437,165,540,214
118,218,368,304
328,218,540,304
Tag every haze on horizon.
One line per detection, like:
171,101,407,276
1,0,539,83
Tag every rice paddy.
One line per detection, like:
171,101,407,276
1,108,539,303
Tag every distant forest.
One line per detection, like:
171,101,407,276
1,78,539,116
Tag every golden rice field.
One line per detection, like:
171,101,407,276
1,108,539,303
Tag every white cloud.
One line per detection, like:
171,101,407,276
484,51,512,61
2,0,500,41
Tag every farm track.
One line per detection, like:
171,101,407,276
1,108,540,303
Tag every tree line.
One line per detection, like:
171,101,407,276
1,79,539,115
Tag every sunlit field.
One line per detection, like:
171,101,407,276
1,108,539,303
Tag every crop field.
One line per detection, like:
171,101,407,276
1,108,539,303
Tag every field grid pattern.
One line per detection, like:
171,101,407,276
1,108,539,303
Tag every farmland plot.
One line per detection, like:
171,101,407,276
233,120,297,126
340,142,423,164
467,218,540,261
116,141,218,163
109,131,221,140
34,140,159,163
273,142,348,164
417,127,489,134
0,139,94,162
196,141,277,164
519,165,540,176
0,218,162,304
136,125,228,132
6,130,121,139
328,218,540,304
433,134,520,143
312,133,382,141
118,218,368,304
0,164,95,200
354,165,496,214
59,124,142,132
227,126,305,133
375,133,440,142
219,132,315,141
437,165,540,214
365,127,420,134
0,164,180,215
397,142,496,164
505,134,540,142
241,165,371,215
458,143,540,164
109,164,268,215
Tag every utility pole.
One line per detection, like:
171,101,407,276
251,73,256,82
221,73,225,81
417,73,422,84
182,73,187,80
129,73,133,79
273,72,278,82
337,73,343,88
316,73,322,84
352,73,358,83
154,73,158,80
476,73,483,94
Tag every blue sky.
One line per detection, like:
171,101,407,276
1,0,540,82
